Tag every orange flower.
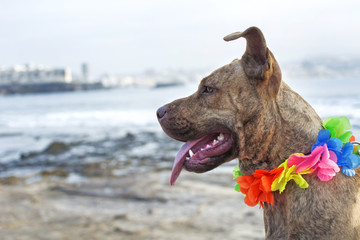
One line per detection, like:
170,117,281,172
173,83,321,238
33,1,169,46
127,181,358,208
236,168,283,207
349,135,359,153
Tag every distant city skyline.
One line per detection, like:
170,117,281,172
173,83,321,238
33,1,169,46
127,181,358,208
1,0,360,76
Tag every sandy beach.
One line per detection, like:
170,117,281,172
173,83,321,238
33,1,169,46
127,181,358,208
0,166,265,240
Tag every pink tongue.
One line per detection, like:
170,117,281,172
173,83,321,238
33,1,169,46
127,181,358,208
170,138,203,185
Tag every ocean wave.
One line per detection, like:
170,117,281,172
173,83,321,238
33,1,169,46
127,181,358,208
1,109,159,129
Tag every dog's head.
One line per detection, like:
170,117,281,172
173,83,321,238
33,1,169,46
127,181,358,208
157,27,284,185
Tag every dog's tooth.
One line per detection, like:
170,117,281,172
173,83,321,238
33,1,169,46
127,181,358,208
206,144,211,149
186,157,190,161
218,133,224,141
189,149,194,157
213,139,218,145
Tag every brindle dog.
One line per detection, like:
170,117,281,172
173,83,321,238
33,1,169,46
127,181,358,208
156,26,360,239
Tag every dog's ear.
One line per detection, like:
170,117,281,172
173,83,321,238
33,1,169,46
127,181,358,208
224,27,281,97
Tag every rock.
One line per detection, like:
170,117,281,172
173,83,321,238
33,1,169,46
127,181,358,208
20,151,39,160
125,132,135,140
1,176,23,185
44,142,69,155
113,214,127,220
41,169,69,177
81,162,108,177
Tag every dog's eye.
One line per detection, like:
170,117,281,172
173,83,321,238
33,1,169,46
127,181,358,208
201,86,216,95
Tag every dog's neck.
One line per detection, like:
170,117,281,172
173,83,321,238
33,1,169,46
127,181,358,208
236,82,360,239
238,81,323,174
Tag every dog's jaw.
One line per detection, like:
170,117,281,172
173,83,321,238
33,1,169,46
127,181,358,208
170,131,236,185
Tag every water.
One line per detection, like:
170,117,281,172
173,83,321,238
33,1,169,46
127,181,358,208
0,85,197,177
286,76,360,133
0,77,359,177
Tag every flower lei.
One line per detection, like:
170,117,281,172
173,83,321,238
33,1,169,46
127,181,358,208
233,116,360,208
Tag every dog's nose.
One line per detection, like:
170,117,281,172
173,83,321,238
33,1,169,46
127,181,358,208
156,106,167,120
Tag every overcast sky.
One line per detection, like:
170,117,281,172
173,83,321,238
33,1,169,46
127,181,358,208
1,0,360,76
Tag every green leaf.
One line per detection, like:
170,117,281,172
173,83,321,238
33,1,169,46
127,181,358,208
323,116,335,129
339,116,351,130
339,131,353,143
232,166,242,179
323,117,339,138
323,116,352,144
234,183,240,192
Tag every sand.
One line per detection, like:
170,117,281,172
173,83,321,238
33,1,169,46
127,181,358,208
0,168,265,240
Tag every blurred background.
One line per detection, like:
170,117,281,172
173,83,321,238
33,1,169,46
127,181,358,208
0,1,359,239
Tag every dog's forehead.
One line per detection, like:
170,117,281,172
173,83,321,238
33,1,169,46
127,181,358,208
201,59,245,86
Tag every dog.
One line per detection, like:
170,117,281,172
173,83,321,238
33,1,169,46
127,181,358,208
156,26,360,239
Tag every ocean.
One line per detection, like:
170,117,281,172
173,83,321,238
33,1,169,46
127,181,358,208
0,76,359,178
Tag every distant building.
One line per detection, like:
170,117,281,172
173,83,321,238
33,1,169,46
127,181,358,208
0,64,72,85
81,63,89,82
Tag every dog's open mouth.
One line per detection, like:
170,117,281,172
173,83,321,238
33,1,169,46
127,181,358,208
170,131,234,185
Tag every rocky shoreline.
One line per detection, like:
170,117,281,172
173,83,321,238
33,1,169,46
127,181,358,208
0,132,265,240
0,131,179,179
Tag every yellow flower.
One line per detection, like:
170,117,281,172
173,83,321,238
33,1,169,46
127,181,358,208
271,154,312,193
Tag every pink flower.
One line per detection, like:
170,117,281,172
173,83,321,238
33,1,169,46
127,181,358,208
287,144,340,181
